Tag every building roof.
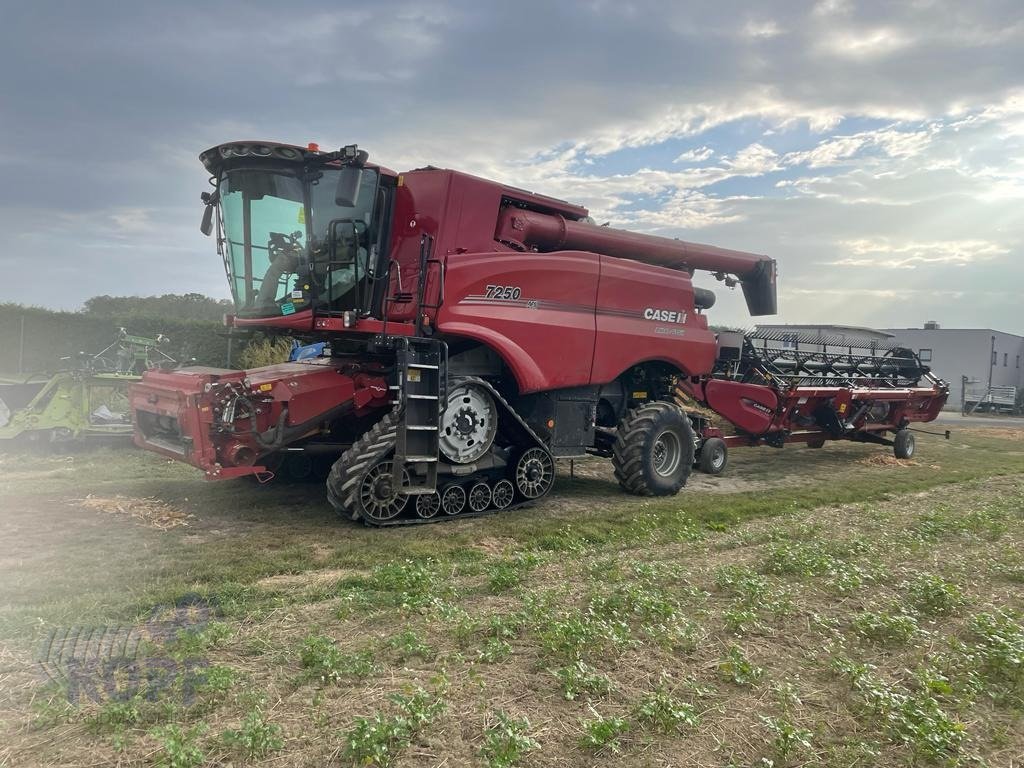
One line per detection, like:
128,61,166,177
882,328,1024,340
755,323,894,337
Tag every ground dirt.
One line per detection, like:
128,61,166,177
0,423,1022,767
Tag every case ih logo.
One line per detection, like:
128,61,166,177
643,308,687,324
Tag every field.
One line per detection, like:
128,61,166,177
1,426,1022,767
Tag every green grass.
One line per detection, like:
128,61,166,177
718,644,765,686
2,429,1023,766
851,610,920,645
340,686,446,767
481,711,539,768
579,710,630,753
553,661,612,700
221,705,284,759
633,685,700,733
0,437,1012,638
298,634,378,683
148,723,206,768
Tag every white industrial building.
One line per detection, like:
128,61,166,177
753,322,1024,412
882,324,1023,412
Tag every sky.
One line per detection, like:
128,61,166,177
1,0,1022,333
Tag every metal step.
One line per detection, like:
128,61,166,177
392,337,447,494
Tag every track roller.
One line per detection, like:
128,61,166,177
491,479,515,510
442,485,467,515
468,482,492,512
515,447,555,499
415,492,441,519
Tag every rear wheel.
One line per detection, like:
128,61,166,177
613,402,695,496
894,429,915,460
697,437,728,475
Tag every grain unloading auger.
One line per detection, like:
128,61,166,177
129,141,948,525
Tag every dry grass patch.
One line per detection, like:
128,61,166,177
74,494,194,530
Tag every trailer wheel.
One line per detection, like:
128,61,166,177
893,429,915,460
698,437,728,475
613,402,695,496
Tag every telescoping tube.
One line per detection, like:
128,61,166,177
495,208,777,315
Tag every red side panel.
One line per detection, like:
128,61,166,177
591,255,717,384
435,251,599,393
703,380,779,435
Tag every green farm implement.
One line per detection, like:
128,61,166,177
0,330,174,444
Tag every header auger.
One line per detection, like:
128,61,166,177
129,141,948,525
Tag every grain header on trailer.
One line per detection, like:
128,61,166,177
129,141,948,524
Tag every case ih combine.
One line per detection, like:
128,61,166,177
130,141,948,525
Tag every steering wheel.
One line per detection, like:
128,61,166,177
256,231,305,307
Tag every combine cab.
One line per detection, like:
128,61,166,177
130,141,948,525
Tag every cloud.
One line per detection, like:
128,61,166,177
828,239,1010,268
674,146,715,164
822,27,915,59
0,0,1020,331
742,18,783,39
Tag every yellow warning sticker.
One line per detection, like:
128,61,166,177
297,207,305,224
408,369,421,383
259,383,273,392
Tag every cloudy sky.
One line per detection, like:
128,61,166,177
1,0,1022,332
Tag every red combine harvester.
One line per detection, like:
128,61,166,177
130,142,948,525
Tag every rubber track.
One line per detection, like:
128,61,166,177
326,377,552,527
612,401,693,496
326,410,401,521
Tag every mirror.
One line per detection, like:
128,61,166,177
335,166,363,207
199,190,218,236
200,203,214,236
